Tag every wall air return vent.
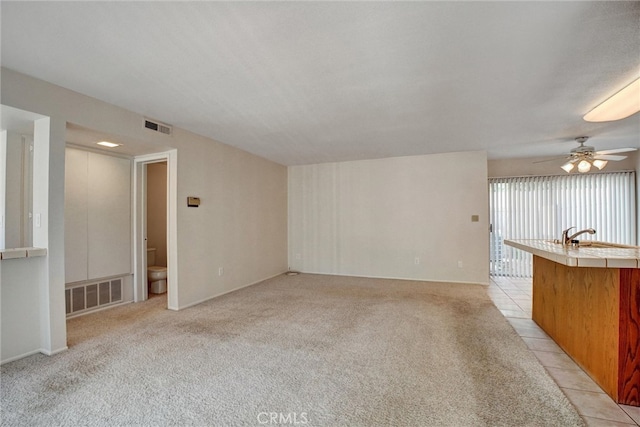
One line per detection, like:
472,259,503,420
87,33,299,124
144,118,173,136
65,277,124,317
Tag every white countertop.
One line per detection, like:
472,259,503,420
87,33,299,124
0,247,47,260
505,239,640,268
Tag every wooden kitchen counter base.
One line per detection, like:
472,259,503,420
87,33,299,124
533,255,639,406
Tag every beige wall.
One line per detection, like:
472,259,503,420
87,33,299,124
4,131,25,248
147,162,167,267
178,132,288,306
1,256,45,361
289,151,490,284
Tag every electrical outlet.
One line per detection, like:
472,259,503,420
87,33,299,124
218,267,224,276
414,257,420,265
458,261,463,268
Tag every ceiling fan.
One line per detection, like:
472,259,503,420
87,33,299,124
537,136,637,173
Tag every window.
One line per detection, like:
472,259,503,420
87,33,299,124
489,172,636,277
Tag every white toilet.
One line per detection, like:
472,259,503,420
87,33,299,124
147,248,167,294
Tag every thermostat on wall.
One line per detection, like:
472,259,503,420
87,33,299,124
187,197,200,207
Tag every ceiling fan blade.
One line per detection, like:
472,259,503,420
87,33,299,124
595,147,637,155
593,154,627,161
532,157,568,164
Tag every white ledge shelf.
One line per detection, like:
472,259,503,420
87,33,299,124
0,247,48,260
505,239,640,269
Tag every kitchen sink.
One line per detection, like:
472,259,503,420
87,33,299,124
547,240,638,249
574,242,636,249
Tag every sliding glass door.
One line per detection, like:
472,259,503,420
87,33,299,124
489,172,636,277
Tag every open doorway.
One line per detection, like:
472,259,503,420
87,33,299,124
146,161,168,301
133,150,178,310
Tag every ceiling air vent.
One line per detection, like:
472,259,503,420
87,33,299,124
144,118,172,136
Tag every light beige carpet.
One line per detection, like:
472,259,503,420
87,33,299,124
1,274,584,426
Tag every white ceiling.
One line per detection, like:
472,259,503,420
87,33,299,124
1,1,639,165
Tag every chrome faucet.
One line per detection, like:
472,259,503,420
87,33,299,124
561,227,596,246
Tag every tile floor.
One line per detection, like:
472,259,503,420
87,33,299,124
489,276,640,426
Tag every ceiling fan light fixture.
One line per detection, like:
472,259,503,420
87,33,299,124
583,77,640,122
592,159,608,170
561,162,575,173
577,160,592,173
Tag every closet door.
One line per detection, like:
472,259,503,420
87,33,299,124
64,148,89,283
87,152,131,279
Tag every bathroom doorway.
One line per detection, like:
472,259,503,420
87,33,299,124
146,161,167,300
133,150,178,309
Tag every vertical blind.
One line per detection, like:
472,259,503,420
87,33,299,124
489,171,636,277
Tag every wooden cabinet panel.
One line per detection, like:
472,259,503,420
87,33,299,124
619,269,640,406
533,256,620,399
533,256,640,406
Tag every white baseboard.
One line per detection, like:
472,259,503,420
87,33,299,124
297,270,490,286
40,346,68,356
1,349,42,365
1,345,69,365
177,272,287,310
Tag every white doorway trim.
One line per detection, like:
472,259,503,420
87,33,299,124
133,149,178,310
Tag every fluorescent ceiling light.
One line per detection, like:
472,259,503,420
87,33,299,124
583,77,640,122
97,141,121,148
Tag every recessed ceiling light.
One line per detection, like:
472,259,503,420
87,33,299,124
97,141,122,148
583,77,640,122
